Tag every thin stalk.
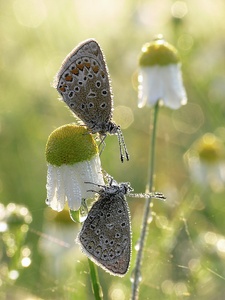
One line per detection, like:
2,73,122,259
88,259,103,300
131,101,160,300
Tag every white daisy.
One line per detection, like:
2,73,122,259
138,36,187,109
45,124,104,212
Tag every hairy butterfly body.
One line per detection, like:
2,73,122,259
54,39,129,162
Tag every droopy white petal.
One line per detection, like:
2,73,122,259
80,155,105,197
46,164,66,212
64,165,82,211
64,155,104,210
46,154,104,212
138,64,187,109
138,66,163,108
162,64,187,109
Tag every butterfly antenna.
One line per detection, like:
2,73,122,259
128,191,166,200
117,127,129,162
84,181,105,188
86,189,101,194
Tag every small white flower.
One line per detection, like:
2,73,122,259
138,36,187,109
184,133,225,192
45,124,104,212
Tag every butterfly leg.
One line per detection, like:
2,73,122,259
98,134,107,156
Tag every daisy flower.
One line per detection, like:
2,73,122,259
138,35,187,109
45,124,104,212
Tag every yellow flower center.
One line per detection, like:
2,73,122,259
139,38,179,66
45,124,98,166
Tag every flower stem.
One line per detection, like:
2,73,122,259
131,101,160,300
88,259,103,300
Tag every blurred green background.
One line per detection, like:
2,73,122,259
1,0,225,299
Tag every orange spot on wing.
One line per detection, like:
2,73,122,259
65,75,73,81
85,62,91,69
59,85,66,92
77,63,84,70
101,71,105,78
71,68,79,75
92,65,99,73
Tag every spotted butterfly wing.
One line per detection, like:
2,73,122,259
54,39,113,133
77,186,131,276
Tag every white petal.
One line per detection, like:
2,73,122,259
138,66,164,108
64,165,82,211
75,155,105,200
46,164,66,212
138,64,187,109
162,64,187,109
46,154,104,212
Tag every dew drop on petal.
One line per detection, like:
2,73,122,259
69,209,80,223
69,199,88,223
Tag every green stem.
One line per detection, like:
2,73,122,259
88,259,103,300
131,101,160,300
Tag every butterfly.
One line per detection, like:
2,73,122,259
54,39,129,162
76,175,166,276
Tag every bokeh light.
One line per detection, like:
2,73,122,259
1,0,225,299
